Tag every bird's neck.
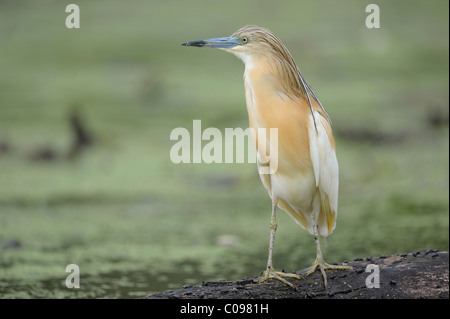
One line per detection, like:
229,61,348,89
242,55,286,97
241,55,292,131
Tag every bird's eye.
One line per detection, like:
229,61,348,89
242,36,248,44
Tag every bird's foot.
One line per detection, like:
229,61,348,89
258,266,302,290
306,258,353,288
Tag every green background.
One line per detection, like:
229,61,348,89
0,0,448,298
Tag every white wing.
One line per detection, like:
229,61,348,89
308,111,339,237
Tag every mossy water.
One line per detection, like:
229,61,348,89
0,1,448,298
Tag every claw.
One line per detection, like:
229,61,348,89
259,266,302,290
306,259,353,288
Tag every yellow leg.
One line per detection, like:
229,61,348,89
258,198,301,290
307,219,353,288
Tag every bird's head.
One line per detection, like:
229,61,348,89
181,25,326,114
181,25,287,63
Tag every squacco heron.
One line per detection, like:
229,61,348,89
182,25,352,289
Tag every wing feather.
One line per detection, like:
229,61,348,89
309,111,339,237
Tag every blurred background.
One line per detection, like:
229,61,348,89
0,0,448,298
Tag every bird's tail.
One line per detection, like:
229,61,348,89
277,199,313,235
277,191,336,237
316,190,336,237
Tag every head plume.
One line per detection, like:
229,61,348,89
231,25,330,126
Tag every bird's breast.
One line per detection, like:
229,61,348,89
243,67,313,177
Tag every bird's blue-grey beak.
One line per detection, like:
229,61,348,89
181,37,240,49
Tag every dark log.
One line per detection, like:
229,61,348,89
143,249,448,299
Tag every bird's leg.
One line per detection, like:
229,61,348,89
266,198,278,271
259,198,301,290
306,218,353,288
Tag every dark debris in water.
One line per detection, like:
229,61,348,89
1,239,22,250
